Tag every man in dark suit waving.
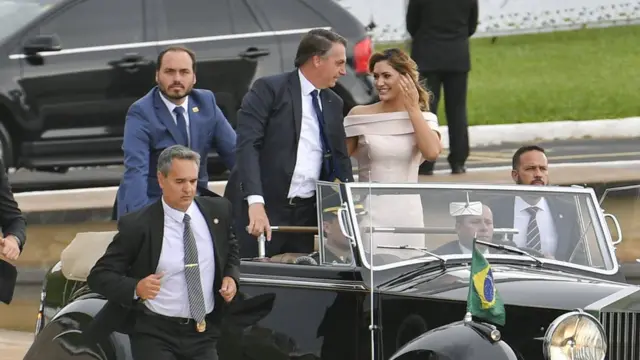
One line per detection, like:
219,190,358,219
88,145,239,360
115,46,236,219
226,29,354,258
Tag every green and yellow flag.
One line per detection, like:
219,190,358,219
467,239,506,326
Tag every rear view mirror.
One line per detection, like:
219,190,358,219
450,201,483,217
23,34,62,55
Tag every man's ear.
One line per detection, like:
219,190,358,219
511,169,518,183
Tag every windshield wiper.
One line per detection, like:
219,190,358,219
376,245,448,288
377,244,447,268
476,240,544,268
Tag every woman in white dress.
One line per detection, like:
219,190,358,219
344,48,442,262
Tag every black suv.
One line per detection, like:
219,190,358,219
0,0,376,177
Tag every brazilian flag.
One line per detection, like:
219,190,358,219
467,239,506,326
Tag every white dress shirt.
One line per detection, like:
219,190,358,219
159,92,191,145
248,69,323,205
512,196,558,255
144,198,216,318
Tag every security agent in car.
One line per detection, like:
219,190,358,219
298,191,365,265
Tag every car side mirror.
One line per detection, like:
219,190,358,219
23,34,62,55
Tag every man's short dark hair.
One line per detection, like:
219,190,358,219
157,46,196,73
294,28,347,67
512,145,546,169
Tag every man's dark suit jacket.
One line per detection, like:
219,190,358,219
406,0,479,72
225,70,354,211
0,158,26,304
87,196,240,339
488,196,583,262
115,87,236,219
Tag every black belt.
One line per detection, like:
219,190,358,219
141,307,207,325
286,196,316,206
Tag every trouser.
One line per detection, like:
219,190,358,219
420,71,470,171
130,310,219,360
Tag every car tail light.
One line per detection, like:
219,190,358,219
353,36,373,74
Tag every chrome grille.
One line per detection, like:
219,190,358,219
600,312,639,360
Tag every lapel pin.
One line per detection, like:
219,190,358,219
213,218,219,224
192,106,199,113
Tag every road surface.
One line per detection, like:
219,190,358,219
7,138,639,192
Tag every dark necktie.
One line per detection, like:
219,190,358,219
173,106,189,146
525,206,541,251
310,89,336,181
183,214,206,324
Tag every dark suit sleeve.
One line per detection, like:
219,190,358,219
120,105,151,214
87,216,141,307
210,92,237,171
468,0,479,36
0,159,26,251
406,0,422,37
235,77,274,197
224,199,241,286
332,97,354,182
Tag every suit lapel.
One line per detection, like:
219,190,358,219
153,88,183,144
194,198,225,276
546,197,572,257
188,103,201,150
320,91,333,142
289,71,303,142
148,199,165,272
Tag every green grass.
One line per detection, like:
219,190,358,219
375,25,640,125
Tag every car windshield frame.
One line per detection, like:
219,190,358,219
339,182,619,276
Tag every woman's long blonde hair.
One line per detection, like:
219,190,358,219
368,48,432,111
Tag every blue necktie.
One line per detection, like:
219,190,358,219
173,107,189,146
310,90,336,181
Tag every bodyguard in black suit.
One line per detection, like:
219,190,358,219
88,145,240,360
406,0,479,174
488,145,584,263
226,29,354,258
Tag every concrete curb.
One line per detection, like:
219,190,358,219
440,117,640,149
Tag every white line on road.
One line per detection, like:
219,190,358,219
432,159,640,175
14,159,640,198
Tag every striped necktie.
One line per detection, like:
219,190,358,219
183,213,206,324
525,206,541,251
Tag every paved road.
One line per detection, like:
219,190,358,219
7,137,639,192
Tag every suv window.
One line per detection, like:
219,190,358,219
252,0,326,30
38,0,144,48
161,0,232,38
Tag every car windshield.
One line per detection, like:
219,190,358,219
338,183,617,273
0,0,60,43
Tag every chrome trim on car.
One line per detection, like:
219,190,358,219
600,311,639,360
240,275,367,292
8,27,331,60
343,182,621,276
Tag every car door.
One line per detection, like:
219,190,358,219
222,262,367,360
154,0,280,129
15,0,157,168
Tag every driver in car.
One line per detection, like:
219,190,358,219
434,203,494,255
314,191,366,265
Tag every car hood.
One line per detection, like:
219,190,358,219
381,264,630,310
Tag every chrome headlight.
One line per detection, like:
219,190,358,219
543,310,607,360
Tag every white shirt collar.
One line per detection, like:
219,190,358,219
159,91,189,116
298,69,318,96
161,197,196,223
515,196,548,213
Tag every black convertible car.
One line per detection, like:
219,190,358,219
24,181,638,359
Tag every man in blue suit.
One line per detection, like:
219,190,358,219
114,46,236,219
